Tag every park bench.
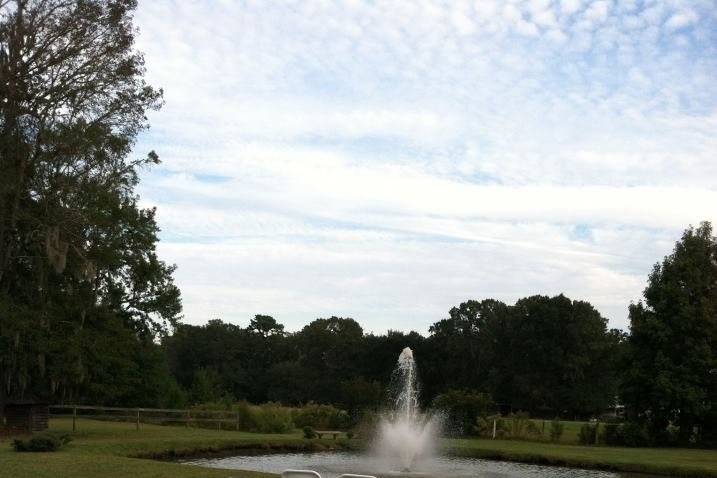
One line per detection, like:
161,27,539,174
315,430,343,440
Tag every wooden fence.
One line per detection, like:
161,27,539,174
49,404,245,432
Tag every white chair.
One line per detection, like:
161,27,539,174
281,470,322,478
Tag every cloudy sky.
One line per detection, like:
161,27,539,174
132,0,717,333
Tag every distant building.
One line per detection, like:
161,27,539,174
603,402,625,419
2,401,49,434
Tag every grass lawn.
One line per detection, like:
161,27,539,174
2,418,716,477
447,437,717,477
497,417,592,444
0,418,317,478
532,418,585,444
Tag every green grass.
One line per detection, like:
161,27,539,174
2,418,716,478
540,418,585,443
0,418,332,478
447,437,717,477
496,417,590,444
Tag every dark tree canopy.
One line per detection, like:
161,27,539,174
0,0,179,406
623,222,717,443
426,295,622,417
162,298,623,419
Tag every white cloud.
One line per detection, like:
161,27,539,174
546,28,568,43
584,1,610,23
151,218,666,333
502,4,522,23
132,0,717,332
560,0,583,16
533,9,559,28
665,9,699,31
516,19,540,36
451,10,476,35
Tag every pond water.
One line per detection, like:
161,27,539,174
182,451,656,478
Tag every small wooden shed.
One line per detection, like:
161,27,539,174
3,401,49,433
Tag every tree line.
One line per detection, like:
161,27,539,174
1,1,714,446
164,224,715,445
165,297,622,420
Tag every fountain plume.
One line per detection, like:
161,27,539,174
374,347,439,474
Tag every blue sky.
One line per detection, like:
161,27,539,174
132,0,717,333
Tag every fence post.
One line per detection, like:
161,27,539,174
186,409,190,428
236,411,240,431
136,409,140,431
492,419,497,439
72,406,77,432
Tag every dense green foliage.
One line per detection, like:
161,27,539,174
433,389,493,434
598,422,651,447
164,295,623,420
427,296,624,416
550,418,564,442
578,423,598,445
622,222,717,445
12,431,71,452
185,401,350,433
0,0,181,408
292,403,351,430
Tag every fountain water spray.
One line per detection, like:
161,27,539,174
374,347,439,475
397,347,417,423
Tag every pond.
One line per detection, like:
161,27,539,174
182,451,658,478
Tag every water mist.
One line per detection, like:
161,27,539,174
374,347,439,475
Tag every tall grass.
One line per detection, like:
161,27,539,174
292,403,350,430
190,401,349,433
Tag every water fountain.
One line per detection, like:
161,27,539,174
189,346,626,478
373,347,439,476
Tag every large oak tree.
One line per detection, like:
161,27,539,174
0,0,180,405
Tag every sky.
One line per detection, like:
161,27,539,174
131,0,717,334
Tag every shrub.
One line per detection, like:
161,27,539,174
549,418,564,442
578,423,598,445
665,424,680,445
12,432,72,452
597,422,649,447
508,413,526,438
599,423,621,445
475,414,509,438
620,422,649,447
507,412,541,439
303,426,317,439
293,403,350,429
234,400,255,430
432,389,493,436
352,410,380,440
524,418,542,438
331,410,351,429
252,402,293,433
191,401,294,433
474,416,490,437
346,430,355,439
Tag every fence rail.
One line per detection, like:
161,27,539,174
49,404,244,432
